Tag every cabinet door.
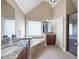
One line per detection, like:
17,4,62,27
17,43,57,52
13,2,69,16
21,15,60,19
52,35,56,45
46,35,56,45
46,35,51,45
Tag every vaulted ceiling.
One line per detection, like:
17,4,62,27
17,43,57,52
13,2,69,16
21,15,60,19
14,0,43,14
6,0,77,15
7,0,60,15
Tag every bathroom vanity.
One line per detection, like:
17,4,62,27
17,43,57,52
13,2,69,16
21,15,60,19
46,33,56,45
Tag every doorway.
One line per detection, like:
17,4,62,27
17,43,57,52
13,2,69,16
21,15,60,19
66,12,77,56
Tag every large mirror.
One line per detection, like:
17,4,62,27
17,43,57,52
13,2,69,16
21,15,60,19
43,19,53,33
1,18,15,44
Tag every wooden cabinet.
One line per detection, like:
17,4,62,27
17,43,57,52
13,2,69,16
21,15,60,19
46,35,56,45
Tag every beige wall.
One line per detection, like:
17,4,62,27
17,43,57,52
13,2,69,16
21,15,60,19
66,0,77,15
52,0,66,19
25,2,53,20
52,0,66,37
1,0,15,19
52,0,66,50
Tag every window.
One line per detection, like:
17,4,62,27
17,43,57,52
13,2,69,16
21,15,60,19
27,21,42,37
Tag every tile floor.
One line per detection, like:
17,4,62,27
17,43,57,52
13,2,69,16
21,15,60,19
32,46,77,59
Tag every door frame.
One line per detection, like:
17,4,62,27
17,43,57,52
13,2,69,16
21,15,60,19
66,15,69,51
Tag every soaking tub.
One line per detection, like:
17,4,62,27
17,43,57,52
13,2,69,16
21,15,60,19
30,38,46,57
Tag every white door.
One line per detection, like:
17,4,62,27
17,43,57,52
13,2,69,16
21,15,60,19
56,17,64,49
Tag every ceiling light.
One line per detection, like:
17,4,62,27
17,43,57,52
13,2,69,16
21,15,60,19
48,0,60,8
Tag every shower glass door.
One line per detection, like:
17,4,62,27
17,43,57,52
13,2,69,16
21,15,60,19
69,13,77,55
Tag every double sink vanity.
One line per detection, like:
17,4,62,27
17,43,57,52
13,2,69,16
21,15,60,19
1,38,31,59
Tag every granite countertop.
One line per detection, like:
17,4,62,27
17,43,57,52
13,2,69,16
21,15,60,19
1,47,22,59
1,39,28,59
